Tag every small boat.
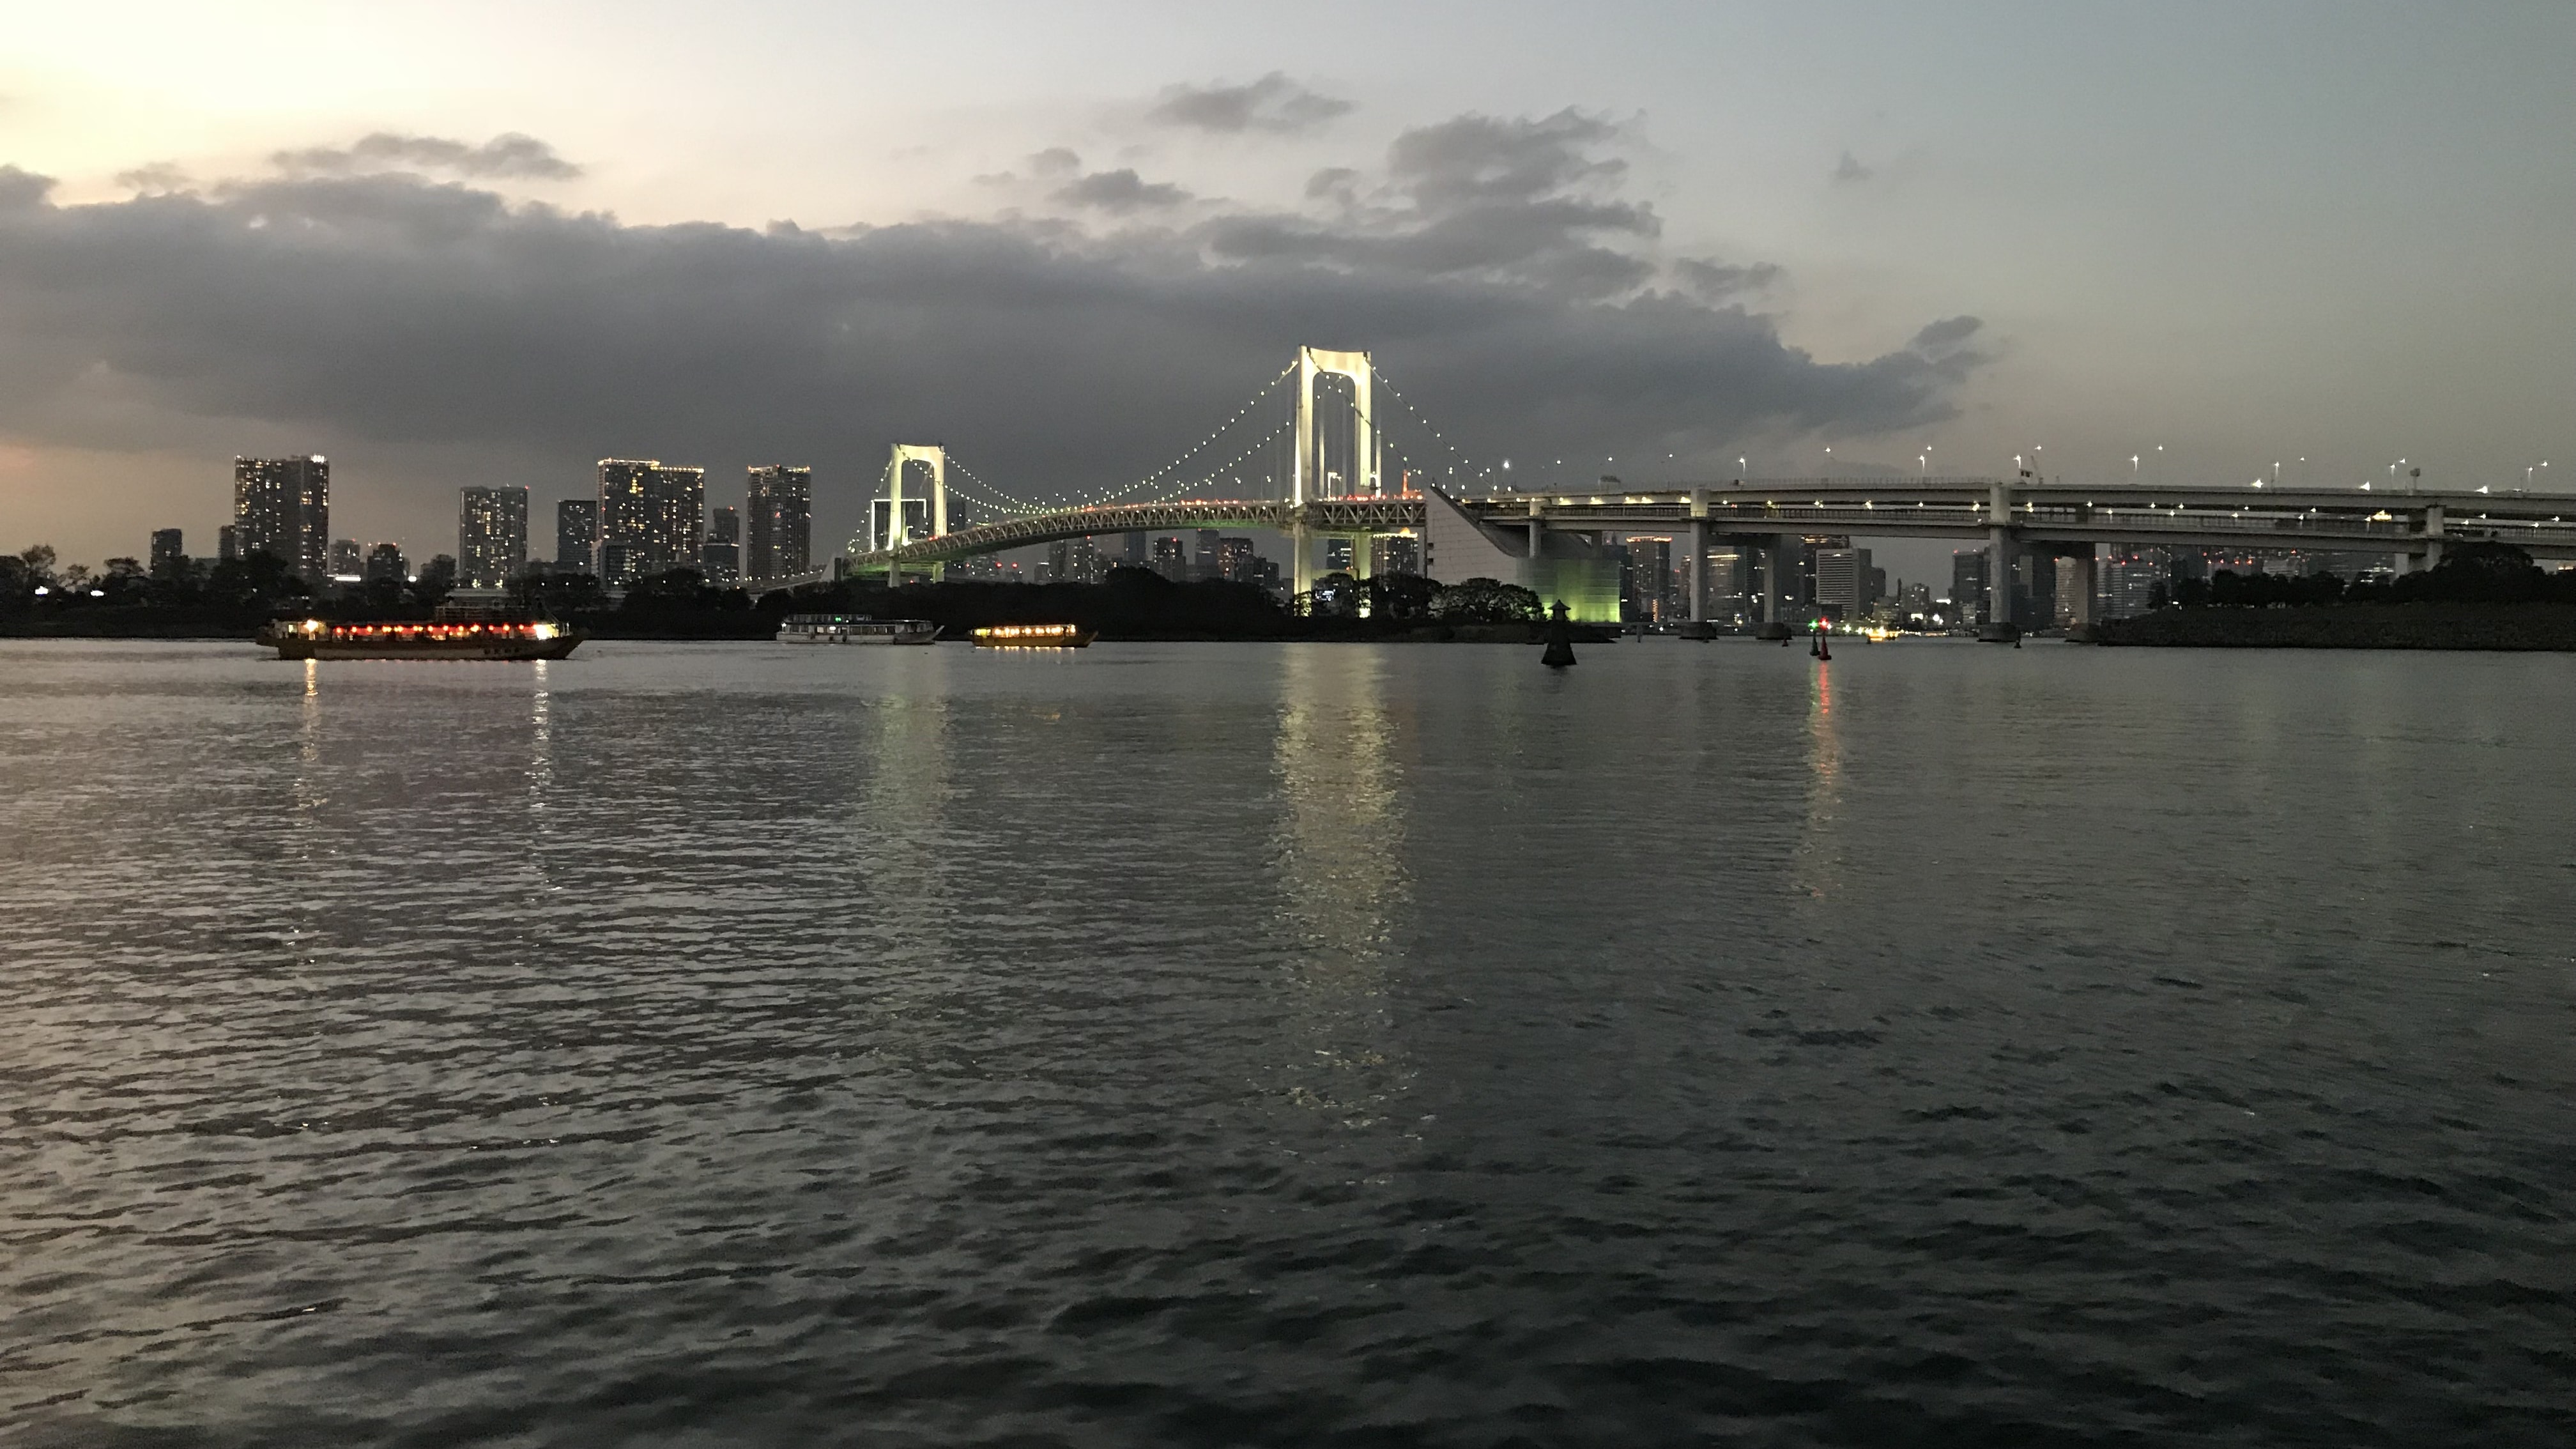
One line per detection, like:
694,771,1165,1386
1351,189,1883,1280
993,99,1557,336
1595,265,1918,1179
257,608,582,661
972,624,1096,648
778,613,941,645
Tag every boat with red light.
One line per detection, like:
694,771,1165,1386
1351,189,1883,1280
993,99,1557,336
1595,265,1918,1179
257,606,584,661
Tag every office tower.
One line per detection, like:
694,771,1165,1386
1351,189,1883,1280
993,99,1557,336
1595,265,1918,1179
555,499,599,573
1951,550,1989,625
597,460,704,585
869,496,931,553
217,525,238,564
1151,536,1189,581
1813,546,1871,622
149,529,183,576
1216,536,1259,585
1371,535,1422,577
699,505,741,584
1044,536,1101,585
744,466,811,580
2012,552,2057,630
1703,547,1747,620
364,542,406,585
1122,532,1149,568
328,538,363,578
457,486,528,589
232,456,330,581
2103,546,2168,618
1252,555,1283,595
1192,529,1223,582
1322,538,1354,572
1625,536,1673,620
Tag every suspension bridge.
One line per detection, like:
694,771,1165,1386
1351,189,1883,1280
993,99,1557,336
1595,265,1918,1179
746,344,2576,627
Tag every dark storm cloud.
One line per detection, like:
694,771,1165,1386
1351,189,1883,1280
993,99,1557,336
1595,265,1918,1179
1147,73,1352,134
1054,168,1192,213
0,116,1984,504
272,132,583,180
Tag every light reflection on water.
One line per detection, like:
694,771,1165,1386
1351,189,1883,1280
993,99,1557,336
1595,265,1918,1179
1,638,2571,1448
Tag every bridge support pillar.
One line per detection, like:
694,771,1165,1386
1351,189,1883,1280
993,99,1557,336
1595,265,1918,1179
1526,499,1544,559
2423,503,2445,569
1687,489,1709,623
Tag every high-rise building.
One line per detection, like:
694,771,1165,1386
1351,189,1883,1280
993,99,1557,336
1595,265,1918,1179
217,525,238,564
1813,546,1873,622
232,456,330,581
1122,532,1150,569
701,505,741,584
364,542,406,585
2012,551,2057,630
1322,538,1354,574
457,486,528,589
1216,536,1259,585
149,529,184,576
555,499,599,573
1152,535,1190,581
1370,535,1422,578
1045,536,1101,584
744,466,811,580
328,538,363,579
1951,550,1989,625
597,459,704,585
1625,536,1673,620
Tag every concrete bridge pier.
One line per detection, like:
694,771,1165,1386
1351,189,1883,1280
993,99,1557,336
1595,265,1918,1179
2423,503,2445,569
1686,489,1709,623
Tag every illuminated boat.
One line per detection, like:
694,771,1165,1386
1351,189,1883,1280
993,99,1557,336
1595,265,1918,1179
971,623,1096,648
257,608,582,661
777,614,941,645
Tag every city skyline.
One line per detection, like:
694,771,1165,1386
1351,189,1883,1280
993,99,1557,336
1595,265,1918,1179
1,4,2568,569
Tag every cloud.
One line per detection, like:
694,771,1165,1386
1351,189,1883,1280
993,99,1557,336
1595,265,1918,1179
1054,168,1192,213
114,162,192,194
1027,148,1082,178
272,132,582,181
1147,73,1351,134
1832,150,1873,184
0,118,1986,527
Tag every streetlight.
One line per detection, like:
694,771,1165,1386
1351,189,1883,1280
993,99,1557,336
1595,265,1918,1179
2131,454,2140,481
2531,461,2550,488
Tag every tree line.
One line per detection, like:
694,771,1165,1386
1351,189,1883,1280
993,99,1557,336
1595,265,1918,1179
2170,542,2576,609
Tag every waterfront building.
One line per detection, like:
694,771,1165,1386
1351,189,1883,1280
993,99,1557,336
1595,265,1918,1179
1814,546,1873,623
327,538,363,579
149,529,184,576
1217,536,1260,585
1045,536,1101,585
745,466,811,580
1370,535,1422,578
364,542,406,585
701,505,741,584
1152,535,1190,581
458,486,528,589
1639,537,1678,620
555,499,598,573
597,459,705,585
232,456,330,581
1951,550,1989,626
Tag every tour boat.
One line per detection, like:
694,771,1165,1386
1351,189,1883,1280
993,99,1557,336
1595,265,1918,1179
257,608,583,661
778,613,942,645
971,623,1096,648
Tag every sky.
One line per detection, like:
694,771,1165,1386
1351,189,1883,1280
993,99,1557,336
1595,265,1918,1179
1,0,2569,584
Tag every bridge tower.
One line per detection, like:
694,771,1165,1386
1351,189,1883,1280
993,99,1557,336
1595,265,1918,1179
882,443,948,583
1292,347,1379,596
